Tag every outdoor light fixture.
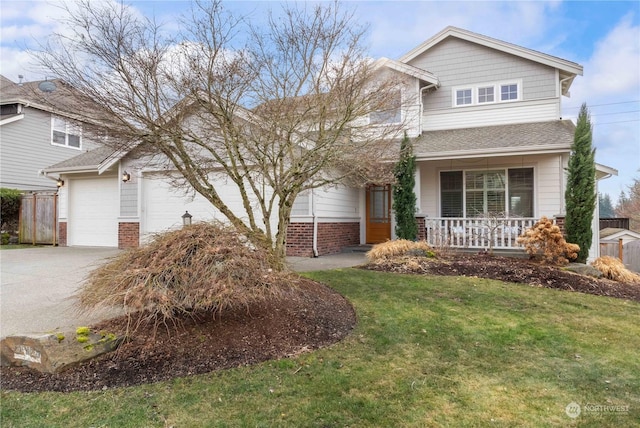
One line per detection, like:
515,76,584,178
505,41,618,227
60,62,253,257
56,177,64,188
122,171,131,182
182,211,193,227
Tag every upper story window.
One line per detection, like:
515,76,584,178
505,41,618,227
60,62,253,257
52,116,81,149
455,89,472,106
478,86,494,103
370,89,402,125
453,80,521,107
501,83,518,101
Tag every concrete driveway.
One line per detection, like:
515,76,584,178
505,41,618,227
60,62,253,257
1,247,366,338
0,247,122,338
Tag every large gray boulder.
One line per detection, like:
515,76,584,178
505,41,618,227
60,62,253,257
0,328,123,373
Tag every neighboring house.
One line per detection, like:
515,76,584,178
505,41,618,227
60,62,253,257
44,27,616,261
600,228,640,246
0,75,99,191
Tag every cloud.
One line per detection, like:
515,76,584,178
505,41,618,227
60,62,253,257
569,14,640,103
364,1,562,59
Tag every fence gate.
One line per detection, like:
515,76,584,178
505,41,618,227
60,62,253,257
19,192,58,245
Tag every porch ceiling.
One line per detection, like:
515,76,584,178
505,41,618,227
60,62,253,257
413,120,576,160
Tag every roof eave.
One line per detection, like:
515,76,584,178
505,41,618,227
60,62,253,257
415,144,571,161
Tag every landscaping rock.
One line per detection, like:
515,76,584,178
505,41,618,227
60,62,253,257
565,263,603,278
0,328,123,373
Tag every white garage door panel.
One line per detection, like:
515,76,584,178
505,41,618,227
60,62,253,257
143,174,246,236
69,177,119,247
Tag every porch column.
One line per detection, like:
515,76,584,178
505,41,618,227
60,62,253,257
414,164,421,211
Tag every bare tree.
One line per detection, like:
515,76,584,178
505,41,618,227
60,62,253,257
616,176,640,232
34,0,404,268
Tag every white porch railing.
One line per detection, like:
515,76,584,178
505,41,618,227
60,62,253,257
424,217,538,250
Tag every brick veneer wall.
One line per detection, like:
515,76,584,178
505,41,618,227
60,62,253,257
286,222,360,257
554,215,566,236
118,222,140,249
317,222,360,255
286,223,314,257
58,222,67,247
416,215,426,241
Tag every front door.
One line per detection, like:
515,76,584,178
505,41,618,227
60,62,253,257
366,184,391,244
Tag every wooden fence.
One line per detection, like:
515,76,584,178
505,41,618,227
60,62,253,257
19,192,58,245
600,240,640,273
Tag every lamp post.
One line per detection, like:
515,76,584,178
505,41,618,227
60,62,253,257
182,211,192,227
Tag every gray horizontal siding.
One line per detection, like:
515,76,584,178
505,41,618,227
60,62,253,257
0,107,99,191
409,38,557,111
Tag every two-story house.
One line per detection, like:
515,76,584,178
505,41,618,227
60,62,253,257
44,27,616,260
0,75,99,191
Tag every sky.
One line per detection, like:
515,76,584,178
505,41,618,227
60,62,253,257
1,0,639,203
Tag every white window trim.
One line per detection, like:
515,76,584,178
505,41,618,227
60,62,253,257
452,79,523,107
51,115,82,150
499,80,522,102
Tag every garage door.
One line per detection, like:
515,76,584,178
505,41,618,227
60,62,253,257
142,173,271,239
142,173,222,237
68,176,119,246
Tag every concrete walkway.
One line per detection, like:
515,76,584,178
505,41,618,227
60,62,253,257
0,247,366,338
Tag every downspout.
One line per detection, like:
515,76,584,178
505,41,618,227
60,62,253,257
311,189,319,257
558,76,572,118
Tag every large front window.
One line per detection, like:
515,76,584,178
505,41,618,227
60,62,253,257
440,168,533,217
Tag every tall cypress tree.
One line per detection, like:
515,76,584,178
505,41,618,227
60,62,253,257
393,133,418,240
565,103,596,263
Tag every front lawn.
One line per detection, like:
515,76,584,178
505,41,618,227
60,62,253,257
2,269,638,427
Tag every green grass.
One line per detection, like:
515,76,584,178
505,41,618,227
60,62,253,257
2,269,639,427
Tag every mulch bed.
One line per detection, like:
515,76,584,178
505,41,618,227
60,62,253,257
2,254,639,393
1,279,356,393
364,253,640,302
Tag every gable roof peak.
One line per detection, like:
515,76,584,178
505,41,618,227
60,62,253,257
399,26,583,78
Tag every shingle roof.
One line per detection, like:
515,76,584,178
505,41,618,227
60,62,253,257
0,74,94,119
412,120,576,159
45,146,117,171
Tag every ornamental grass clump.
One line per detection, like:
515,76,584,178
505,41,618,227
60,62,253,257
517,217,579,265
366,239,435,262
591,256,640,283
78,222,296,333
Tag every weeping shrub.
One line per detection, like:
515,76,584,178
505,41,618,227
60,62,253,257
78,222,297,333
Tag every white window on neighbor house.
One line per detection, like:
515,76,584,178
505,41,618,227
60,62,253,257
440,167,534,218
370,89,402,125
52,116,81,149
455,88,472,106
500,83,519,101
478,86,495,103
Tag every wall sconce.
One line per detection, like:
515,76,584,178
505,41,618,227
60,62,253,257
182,211,193,227
122,171,131,182
56,177,64,188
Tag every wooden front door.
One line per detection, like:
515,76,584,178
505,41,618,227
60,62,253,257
366,184,391,244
